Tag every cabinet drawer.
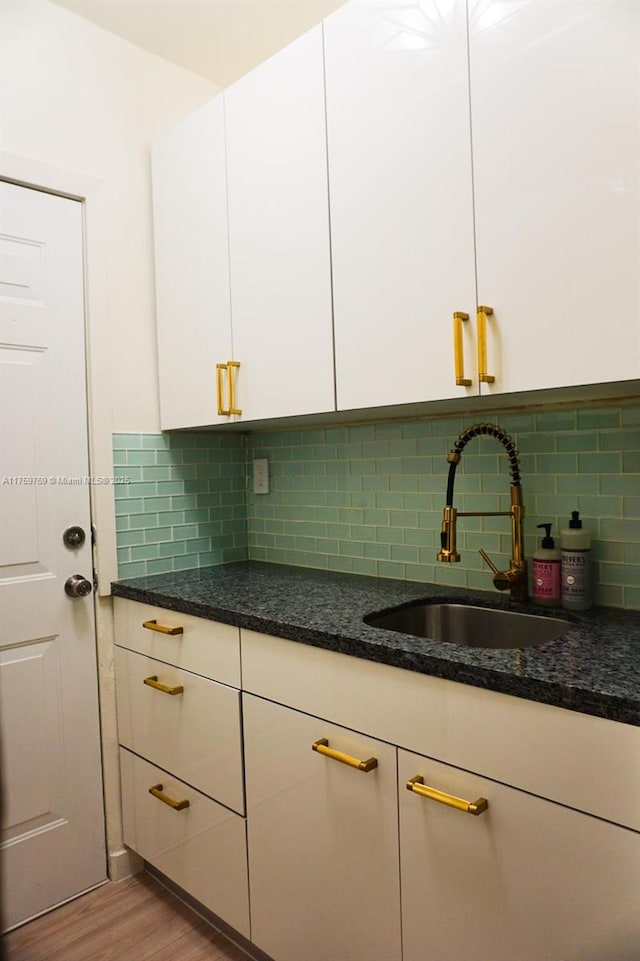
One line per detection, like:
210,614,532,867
120,748,249,938
114,597,240,687
115,647,244,814
241,630,640,830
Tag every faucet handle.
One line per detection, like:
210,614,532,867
480,549,526,595
479,549,512,592
478,548,500,575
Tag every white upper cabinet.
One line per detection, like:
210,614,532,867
152,1,639,430
152,97,233,429
224,25,335,422
324,0,478,411
325,0,639,409
469,0,640,394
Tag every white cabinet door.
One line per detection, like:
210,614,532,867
225,25,335,422
399,748,640,961
325,0,478,411
470,0,640,395
120,749,250,938
244,694,401,961
152,97,233,429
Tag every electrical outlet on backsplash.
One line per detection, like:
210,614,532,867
112,401,640,610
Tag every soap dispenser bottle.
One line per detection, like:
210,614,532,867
561,511,593,611
532,523,561,607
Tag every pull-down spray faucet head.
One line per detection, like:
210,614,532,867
437,423,528,603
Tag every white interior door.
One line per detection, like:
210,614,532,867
0,181,106,929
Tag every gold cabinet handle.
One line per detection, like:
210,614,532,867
312,738,378,773
407,775,488,815
216,362,230,416
477,305,495,384
143,675,184,696
453,311,472,386
149,783,190,811
142,619,183,636
216,361,241,416
227,360,242,415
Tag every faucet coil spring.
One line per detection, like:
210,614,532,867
438,422,528,603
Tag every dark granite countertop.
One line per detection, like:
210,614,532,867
112,561,640,727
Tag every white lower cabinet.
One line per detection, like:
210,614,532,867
114,599,249,938
243,693,402,961
399,748,640,961
114,611,640,961
241,630,640,961
120,749,250,937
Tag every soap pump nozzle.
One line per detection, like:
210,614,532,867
536,523,555,549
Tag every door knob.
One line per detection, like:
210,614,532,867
64,574,93,598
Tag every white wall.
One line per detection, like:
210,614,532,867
1,0,219,432
0,0,219,881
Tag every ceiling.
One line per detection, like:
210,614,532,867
52,0,345,87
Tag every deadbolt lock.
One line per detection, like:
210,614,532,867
63,526,86,549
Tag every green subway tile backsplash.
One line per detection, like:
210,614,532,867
113,401,640,608
245,402,640,609
113,432,248,575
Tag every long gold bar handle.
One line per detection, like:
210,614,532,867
312,738,378,773
149,783,190,811
453,312,472,386
407,775,488,815
143,675,184,696
216,362,230,416
227,360,242,415
142,619,183,636
477,305,495,384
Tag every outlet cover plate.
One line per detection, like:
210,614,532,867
253,458,269,495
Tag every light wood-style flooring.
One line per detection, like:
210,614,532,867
4,873,250,961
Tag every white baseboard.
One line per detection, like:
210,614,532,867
108,847,144,882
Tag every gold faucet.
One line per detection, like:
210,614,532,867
437,423,528,603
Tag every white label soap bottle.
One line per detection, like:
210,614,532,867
561,511,593,611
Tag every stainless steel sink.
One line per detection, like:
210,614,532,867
364,602,571,649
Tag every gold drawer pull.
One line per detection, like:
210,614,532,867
407,775,488,815
312,738,378,773
142,619,183,636
149,783,189,811
143,675,184,696
477,305,495,384
453,311,472,386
